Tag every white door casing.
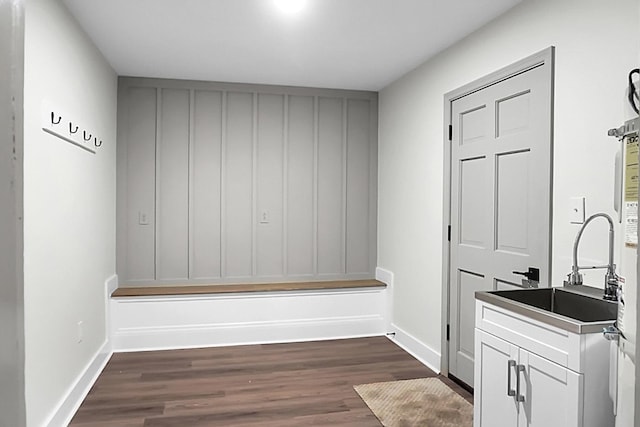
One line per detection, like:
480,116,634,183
444,47,554,387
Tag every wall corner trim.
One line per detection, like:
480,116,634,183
44,340,112,427
374,267,393,285
375,267,394,332
388,323,441,374
105,274,119,296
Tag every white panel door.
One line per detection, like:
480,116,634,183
449,61,552,387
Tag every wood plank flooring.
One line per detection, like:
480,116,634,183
70,337,472,426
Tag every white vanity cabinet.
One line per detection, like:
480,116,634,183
474,298,614,427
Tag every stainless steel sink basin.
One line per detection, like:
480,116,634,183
476,286,617,333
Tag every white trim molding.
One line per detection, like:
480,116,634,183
440,47,555,376
388,323,441,374
375,267,441,374
105,274,118,347
45,340,112,427
375,267,394,333
111,287,387,352
46,274,118,426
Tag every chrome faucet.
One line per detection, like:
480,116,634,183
565,212,619,300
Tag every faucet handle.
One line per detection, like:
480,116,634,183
566,270,583,286
603,272,619,300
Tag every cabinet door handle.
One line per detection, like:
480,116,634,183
507,360,516,396
516,364,526,402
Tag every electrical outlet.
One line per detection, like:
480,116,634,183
77,321,83,343
569,197,585,224
138,211,149,225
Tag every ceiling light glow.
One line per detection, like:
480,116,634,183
274,0,306,14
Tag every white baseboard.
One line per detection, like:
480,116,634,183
114,316,384,352
45,340,112,427
111,287,388,352
374,268,441,374
388,323,441,373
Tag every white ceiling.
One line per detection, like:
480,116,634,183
62,0,524,91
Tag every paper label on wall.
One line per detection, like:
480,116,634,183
624,135,639,201
625,201,638,248
617,276,625,334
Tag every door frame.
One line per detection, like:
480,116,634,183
440,46,555,377
0,0,25,425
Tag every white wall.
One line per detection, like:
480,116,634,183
378,0,639,366
0,1,25,426
22,0,117,425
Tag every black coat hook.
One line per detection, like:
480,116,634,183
83,130,92,141
51,112,62,125
69,122,78,134
94,137,102,147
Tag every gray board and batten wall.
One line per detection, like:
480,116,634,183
117,77,378,287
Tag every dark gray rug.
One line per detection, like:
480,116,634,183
354,378,473,427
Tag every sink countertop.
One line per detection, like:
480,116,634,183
475,285,616,334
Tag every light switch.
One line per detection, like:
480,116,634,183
260,210,269,224
569,197,585,224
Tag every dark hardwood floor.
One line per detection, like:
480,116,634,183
70,337,472,426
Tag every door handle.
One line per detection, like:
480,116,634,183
512,267,540,282
516,364,526,402
507,359,516,396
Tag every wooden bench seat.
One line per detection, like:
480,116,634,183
111,279,386,298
